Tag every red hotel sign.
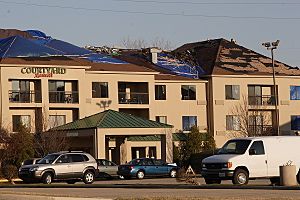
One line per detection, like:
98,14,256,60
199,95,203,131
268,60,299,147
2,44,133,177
21,67,66,78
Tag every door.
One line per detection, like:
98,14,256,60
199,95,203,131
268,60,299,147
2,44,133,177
140,159,156,176
152,159,168,176
70,154,86,178
247,141,268,178
54,154,73,179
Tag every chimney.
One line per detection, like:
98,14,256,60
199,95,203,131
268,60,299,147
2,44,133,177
150,47,162,64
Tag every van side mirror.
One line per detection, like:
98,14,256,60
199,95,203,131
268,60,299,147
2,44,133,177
249,149,256,155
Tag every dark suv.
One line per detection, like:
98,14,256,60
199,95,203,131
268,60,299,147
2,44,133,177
18,151,98,184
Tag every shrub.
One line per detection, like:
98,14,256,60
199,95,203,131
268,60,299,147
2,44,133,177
1,164,17,183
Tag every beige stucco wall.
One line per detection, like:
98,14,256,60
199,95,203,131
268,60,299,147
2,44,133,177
0,65,87,132
152,80,207,132
210,75,300,147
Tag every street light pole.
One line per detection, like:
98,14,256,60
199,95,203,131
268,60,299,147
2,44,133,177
262,40,280,136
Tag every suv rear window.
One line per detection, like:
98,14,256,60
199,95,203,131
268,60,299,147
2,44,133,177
83,155,89,161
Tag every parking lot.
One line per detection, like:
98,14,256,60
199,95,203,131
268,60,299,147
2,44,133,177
1,177,300,200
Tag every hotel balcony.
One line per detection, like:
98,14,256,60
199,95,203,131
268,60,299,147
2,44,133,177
118,92,149,104
248,125,274,136
118,82,149,105
49,91,79,103
9,90,42,103
248,95,276,106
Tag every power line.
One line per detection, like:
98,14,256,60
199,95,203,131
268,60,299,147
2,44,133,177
1,0,300,20
110,0,300,6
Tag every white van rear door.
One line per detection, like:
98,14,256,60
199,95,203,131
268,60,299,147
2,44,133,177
247,141,268,178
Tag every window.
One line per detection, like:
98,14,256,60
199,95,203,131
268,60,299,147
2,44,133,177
70,154,85,162
56,155,71,163
249,141,265,155
218,140,251,155
225,85,240,100
291,116,300,130
226,115,240,131
92,82,108,98
10,80,31,102
12,115,31,132
182,116,197,131
155,85,166,100
155,116,167,124
49,115,66,129
290,86,300,100
181,85,196,100
153,159,164,166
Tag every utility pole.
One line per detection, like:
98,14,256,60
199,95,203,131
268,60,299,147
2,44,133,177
262,40,280,136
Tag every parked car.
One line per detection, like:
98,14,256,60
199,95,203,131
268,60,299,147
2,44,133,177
201,136,300,185
18,151,98,184
96,159,120,179
118,158,178,179
21,158,41,166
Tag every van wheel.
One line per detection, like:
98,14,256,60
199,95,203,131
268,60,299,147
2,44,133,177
42,172,53,184
270,177,280,185
297,172,300,184
232,169,249,185
204,178,221,184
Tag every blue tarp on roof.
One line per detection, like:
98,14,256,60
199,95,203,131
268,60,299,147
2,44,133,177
45,39,92,56
155,53,205,79
25,30,128,64
0,36,64,58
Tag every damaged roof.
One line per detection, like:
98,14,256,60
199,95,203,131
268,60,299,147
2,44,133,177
111,49,205,81
174,38,300,76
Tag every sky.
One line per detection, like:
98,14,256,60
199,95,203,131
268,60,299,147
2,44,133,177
0,0,300,67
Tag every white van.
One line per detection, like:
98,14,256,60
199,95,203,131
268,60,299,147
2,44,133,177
201,136,300,185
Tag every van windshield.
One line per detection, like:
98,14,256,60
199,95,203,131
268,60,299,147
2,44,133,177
218,140,251,155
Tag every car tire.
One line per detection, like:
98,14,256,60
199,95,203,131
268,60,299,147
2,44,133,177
204,178,221,184
170,169,177,178
66,180,77,184
136,170,145,179
232,169,249,185
83,171,95,184
42,172,53,184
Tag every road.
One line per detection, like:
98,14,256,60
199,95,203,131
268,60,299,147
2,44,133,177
1,178,300,199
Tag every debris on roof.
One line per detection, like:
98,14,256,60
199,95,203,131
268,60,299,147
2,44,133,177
174,38,300,76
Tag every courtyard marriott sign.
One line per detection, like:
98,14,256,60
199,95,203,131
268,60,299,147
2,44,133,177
21,67,66,78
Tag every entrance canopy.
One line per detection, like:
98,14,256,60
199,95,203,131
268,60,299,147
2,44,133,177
52,109,172,131
52,110,173,163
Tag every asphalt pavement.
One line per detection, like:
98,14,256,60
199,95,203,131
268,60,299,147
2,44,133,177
1,178,300,200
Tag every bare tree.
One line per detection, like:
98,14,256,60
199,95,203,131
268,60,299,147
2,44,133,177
121,36,173,50
150,37,173,51
121,36,148,49
34,107,69,157
229,95,273,137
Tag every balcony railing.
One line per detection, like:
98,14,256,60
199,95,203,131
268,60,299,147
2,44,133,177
248,125,274,136
9,90,42,103
118,92,149,104
248,95,276,106
49,91,79,103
